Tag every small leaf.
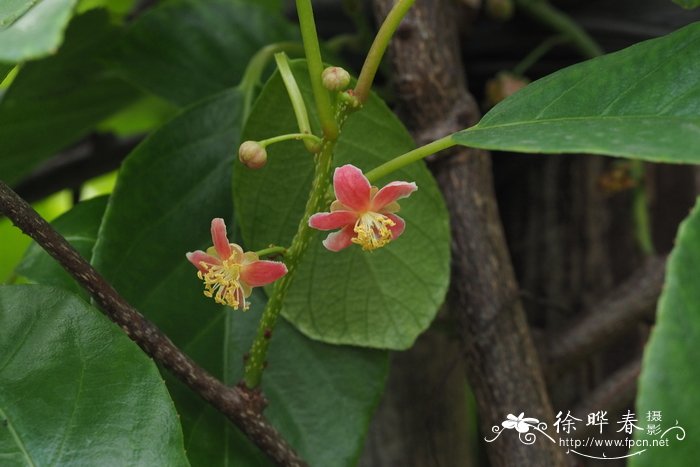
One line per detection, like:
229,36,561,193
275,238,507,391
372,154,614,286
453,22,700,163
0,285,189,466
16,196,108,298
0,10,138,186
0,0,78,63
112,0,295,106
632,199,700,466
234,61,451,350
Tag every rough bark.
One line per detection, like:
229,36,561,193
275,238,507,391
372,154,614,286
362,1,566,466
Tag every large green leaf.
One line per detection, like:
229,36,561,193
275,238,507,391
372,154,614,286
453,22,700,164
112,0,295,106
0,10,138,186
16,196,108,298
91,88,388,465
0,285,189,466
234,61,450,350
187,291,388,467
632,199,700,465
0,0,77,63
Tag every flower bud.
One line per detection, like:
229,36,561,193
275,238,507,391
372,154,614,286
484,72,529,108
238,141,267,169
321,66,351,91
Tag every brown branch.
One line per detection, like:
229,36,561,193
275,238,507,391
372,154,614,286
571,358,641,439
546,255,664,375
13,134,139,205
0,180,306,467
371,1,566,465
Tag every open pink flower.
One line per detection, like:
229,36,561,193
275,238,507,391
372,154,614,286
309,164,417,251
186,218,287,310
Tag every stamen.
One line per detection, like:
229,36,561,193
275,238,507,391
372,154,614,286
352,212,396,251
197,260,249,310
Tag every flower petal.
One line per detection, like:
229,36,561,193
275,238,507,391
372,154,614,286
186,250,220,272
309,210,358,230
371,181,417,211
333,164,370,211
210,218,232,259
322,225,355,252
386,213,405,239
241,260,288,287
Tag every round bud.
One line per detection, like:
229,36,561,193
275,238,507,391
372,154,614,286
238,141,267,169
321,66,351,92
484,72,529,108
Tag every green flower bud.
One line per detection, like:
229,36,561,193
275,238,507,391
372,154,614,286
238,141,267,169
321,66,351,92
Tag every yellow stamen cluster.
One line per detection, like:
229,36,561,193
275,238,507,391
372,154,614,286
197,260,248,310
352,212,395,251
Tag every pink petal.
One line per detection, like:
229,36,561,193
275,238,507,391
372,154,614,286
333,165,371,211
322,225,355,252
186,250,221,272
241,260,288,287
308,210,358,230
210,218,232,260
371,181,417,211
386,213,406,239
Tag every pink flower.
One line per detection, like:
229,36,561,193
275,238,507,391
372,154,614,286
186,218,287,310
309,164,417,252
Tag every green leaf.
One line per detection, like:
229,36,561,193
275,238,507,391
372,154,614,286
16,196,108,298
0,10,138,186
672,0,700,9
0,0,78,63
0,285,189,466
454,22,700,164
187,291,388,467
113,0,295,106
632,199,700,466
234,61,451,350
91,89,387,465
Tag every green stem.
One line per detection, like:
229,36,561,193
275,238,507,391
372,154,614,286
365,136,455,183
513,34,568,76
244,140,335,388
631,162,655,255
354,0,415,104
260,132,322,148
274,53,319,153
238,42,303,121
295,0,338,139
515,0,603,59
254,246,288,257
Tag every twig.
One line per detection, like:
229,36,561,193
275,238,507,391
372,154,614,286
571,358,642,439
0,180,307,467
546,256,664,375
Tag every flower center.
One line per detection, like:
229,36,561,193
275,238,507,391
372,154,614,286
352,212,395,251
197,259,248,310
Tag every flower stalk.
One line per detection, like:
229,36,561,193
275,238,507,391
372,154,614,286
295,0,337,139
274,53,319,153
354,0,415,104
